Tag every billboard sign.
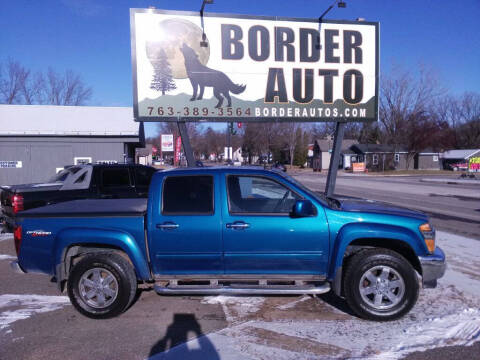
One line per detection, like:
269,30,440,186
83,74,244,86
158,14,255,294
130,9,379,123
161,134,174,151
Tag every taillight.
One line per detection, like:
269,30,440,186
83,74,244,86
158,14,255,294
14,226,22,256
12,194,24,214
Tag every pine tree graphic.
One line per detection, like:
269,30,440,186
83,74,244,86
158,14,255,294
150,49,176,95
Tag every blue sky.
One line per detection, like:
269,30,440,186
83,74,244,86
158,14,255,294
1,0,479,137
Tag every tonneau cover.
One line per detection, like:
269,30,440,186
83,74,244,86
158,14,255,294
18,198,148,217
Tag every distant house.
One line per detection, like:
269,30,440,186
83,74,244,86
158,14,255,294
348,144,408,171
308,137,358,170
441,149,480,170
414,150,441,170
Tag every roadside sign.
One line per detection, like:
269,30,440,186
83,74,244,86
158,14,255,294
469,157,480,172
161,134,174,151
352,162,365,172
130,9,379,123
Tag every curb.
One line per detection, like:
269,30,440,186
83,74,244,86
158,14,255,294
420,178,480,185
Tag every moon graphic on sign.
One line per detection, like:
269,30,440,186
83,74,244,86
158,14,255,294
146,18,210,79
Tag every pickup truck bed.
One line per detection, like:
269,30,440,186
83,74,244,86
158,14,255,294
19,199,147,217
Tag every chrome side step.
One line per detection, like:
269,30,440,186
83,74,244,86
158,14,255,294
154,282,331,295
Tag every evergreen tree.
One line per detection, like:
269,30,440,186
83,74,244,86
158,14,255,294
150,49,176,95
293,128,308,167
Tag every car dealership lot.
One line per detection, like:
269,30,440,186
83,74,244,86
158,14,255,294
0,174,479,360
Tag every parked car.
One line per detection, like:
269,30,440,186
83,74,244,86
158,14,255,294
1,164,156,231
273,161,287,172
449,162,468,171
11,166,445,321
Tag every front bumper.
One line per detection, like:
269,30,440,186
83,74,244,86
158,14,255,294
10,260,26,274
418,247,446,288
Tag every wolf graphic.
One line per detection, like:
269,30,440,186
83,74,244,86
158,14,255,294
180,43,246,108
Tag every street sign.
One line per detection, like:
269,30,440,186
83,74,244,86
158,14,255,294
130,9,379,123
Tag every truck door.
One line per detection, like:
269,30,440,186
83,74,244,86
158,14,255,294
222,174,329,275
149,174,223,274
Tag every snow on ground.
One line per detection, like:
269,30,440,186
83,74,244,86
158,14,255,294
0,233,13,242
151,231,480,360
0,294,70,331
0,254,16,261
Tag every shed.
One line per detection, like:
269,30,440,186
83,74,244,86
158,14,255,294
0,104,143,185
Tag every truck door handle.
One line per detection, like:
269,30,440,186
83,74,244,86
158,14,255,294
156,222,179,230
226,221,250,230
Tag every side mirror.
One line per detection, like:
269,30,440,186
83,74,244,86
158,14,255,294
291,200,316,218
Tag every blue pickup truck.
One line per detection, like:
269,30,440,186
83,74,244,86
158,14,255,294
11,167,446,321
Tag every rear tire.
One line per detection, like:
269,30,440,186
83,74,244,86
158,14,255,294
344,248,419,321
67,252,137,319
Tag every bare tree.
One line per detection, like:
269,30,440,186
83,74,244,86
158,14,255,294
22,72,45,104
379,65,446,168
456,92,480,148
0,59,92,105
45,68,92,105
280,122,303,167
0,59,29,104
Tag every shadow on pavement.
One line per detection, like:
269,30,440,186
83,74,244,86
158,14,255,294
317,292,357,318
149,313,220,360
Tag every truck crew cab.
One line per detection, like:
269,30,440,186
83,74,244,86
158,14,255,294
11,167,446,321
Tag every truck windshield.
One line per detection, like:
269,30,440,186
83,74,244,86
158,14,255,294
276,171,333,208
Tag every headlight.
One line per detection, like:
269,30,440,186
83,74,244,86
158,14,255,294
419,223,435,253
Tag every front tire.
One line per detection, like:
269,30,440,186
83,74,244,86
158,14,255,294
344,248,419,321
67,252,137,319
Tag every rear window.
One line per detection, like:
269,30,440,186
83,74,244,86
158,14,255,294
135,167,155,187
162,176,213,214
48,167,82,183
101,168,131,188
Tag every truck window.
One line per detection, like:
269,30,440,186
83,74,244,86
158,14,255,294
101,168,131,188
227,175,300,214
135,167,155,187
162,176,213,214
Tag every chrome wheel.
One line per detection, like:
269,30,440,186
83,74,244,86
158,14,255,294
79,267,118,309
359,265,405,310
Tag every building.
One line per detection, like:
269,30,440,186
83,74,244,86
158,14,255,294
441,149,480,171
135,144,153,166
414,150,441,170
348,144,409,171
308,137,358,170
0,104,143,185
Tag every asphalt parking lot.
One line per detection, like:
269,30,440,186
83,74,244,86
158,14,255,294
1,173,479,359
